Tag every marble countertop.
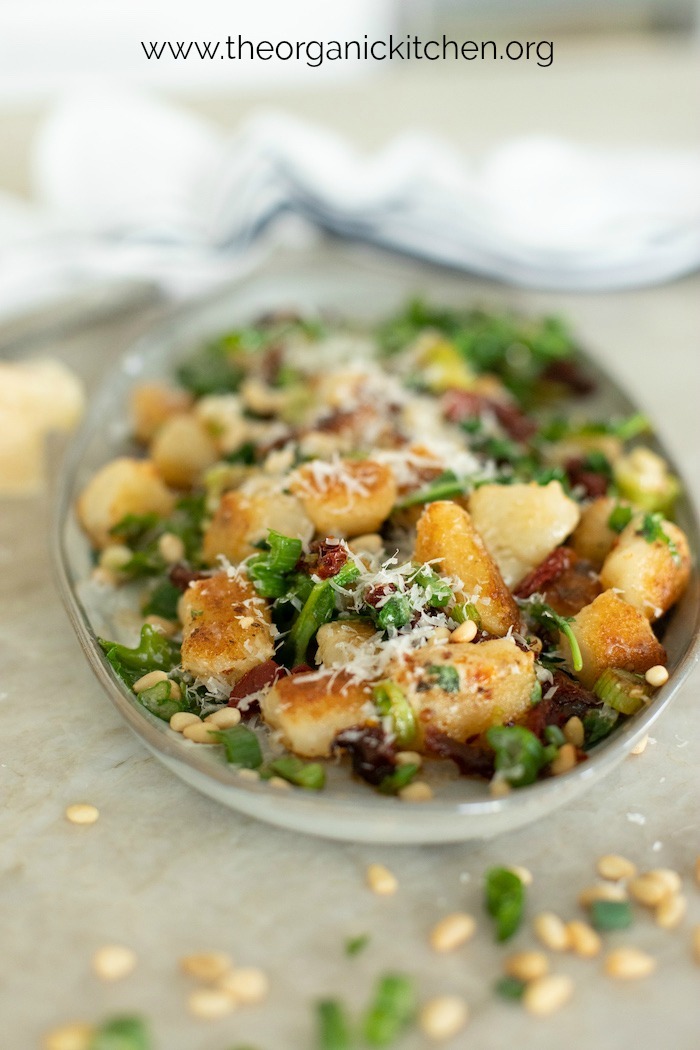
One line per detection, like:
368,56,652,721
1,41,699,1050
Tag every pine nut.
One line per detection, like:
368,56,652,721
236,768,261,781
604,947,656,980
144,615,179,637
644,665,669,688
419,996,469,1040
629,874,670,907
629,735,649,755
65,803,100,825
432,627,452,642
366,863,398,896
395,750,423,768
182,722,220,744
503,951,549,982
180,951,233,982
578,883,627,907
268,776,292,790
692,925,700,964
91,944,137,981
99,544,133,572
187,988,236,1019
563,716,584,748
508,865,533,887
216,966,269,1004
596,854,637,881
170,712,201,733
399,781,433,802
348,533,383,555
533,912,571,952
158,531,185,564
43,1022,95,1050
450,619,478,643
204,708,242,729
429,913,476,953
655,894,687,930
550,743,576,776
648,868,682,895
523,974,574,1016
91,566,119,587
132,670,169,693
566,921,602,958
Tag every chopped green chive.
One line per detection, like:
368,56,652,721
593,669,651,716
451,602,481,628
137,680,187,722
426,664,460,693
485,867,525,942
316,999,353,1050
267,755,326,790
582,704,620,748
373,681,417,748
485,725,549,788
494,976,526,1001
363,974,416,1047
88,1015,151,1050
375,595,412,631
211,724,263,768
544,724,566,748
345,934,370,957
590,899,633,931
377,763,420,796
607,504,633,534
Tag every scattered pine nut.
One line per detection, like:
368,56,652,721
644,665,669,688
692,925,700,965
604,947,656,980
399,780,433,802
596,854,637,882
655,894,687,930
629,874,670,908
432,627,452,642
43,1022,95,1050
268,776,292,790
566,921,602,959
99,544,132,572
503,950,549,982
366,863,398,896
216,966,269,1004
170,712,201,733
180,951,234,982
563,716,584,748
182,722,220,744
429,913,476,953
158,531,185,564
65,803,100,826
236,768,261,781
204,708,242,729
578,883,627,907
629,735,649,756
523,974,573,1016
450,619,478,643
419,995,469,1040
395,750,423,768
489,777,511,798
90,566,119,587
648,869,682,896
91,944,138,981
132,670,169,693
550,743,576,776
533,912,571,952
187,987,237,1019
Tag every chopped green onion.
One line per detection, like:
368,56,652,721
268,755,326,790
211,724,263,768
373,681,417,748
451,602,481,628
285,580,337,667
99,625,180,688
345,934,370,957
593,668,651,716
521,599,583,673
484,867,525,942
607,504,633,534
494,976,526,1001
316,1000,353,1050
395,471,468,509
375,595,412,631
426,664,460,693
363,974,416,1047
590,900,633,931
137,680,187,722
410,566,453,607
530,680,543,705
544,724,566,748
377,764,420,795
88,1016,151,1050
582,704,619,748
485,725,549,788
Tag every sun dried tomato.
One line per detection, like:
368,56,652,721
514,547,573,599
228,659,286,710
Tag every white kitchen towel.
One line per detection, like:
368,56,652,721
2,88,700,324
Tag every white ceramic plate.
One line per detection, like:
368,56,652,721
52,253,700,843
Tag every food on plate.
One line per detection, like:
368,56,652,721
80,301,691,797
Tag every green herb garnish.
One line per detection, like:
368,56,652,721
426,664,460,693
582,704,619,748
211,724,263,768
88,1016,151,1050
638,512,680,565
485,725,554,789
137,679,187,722
607,504,633,534
345,934,370,957
377,764,420,795
363,974,416,1047
267,755,326,790
316,1000,353,1050
495,976,527,1000
485,867,526,942
99,625,180,688
521,598,583,673
373,681,417,749
590,899,633,931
